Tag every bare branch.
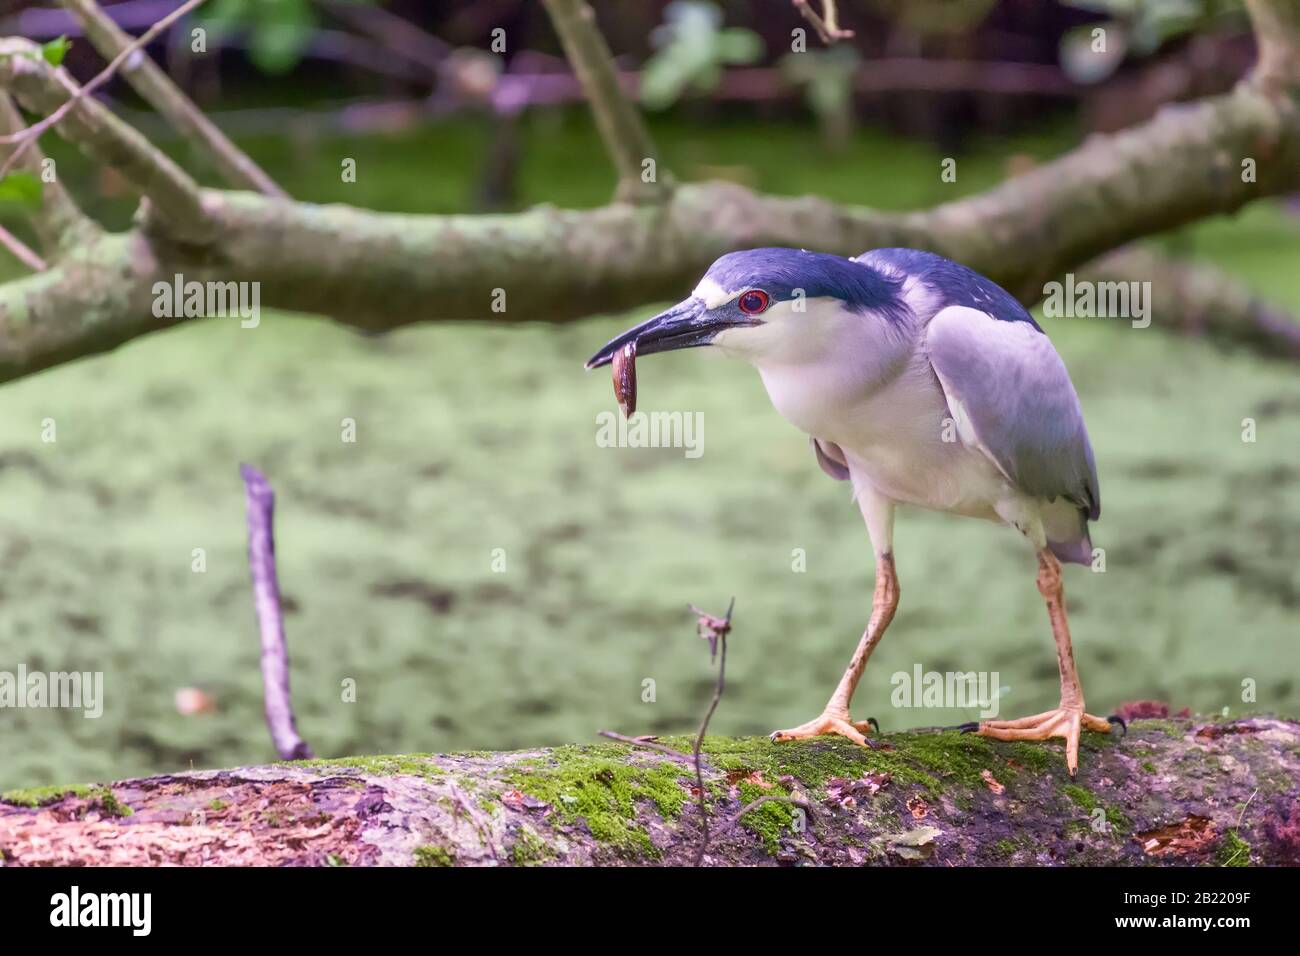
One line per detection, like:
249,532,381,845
0,223,45,271
0,37,211,241
0,0,205,170
59,0,287,198
0,90,99,254
794,0,855,45
540,0,669,203
240,464,314,761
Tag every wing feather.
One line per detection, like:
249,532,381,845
925,306,1099,519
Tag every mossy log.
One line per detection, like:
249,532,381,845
1,716,1297,867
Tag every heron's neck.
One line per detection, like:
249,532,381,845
731,302,918,440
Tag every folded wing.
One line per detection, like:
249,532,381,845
925,305,1100,520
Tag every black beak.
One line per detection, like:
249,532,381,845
584,297,759,369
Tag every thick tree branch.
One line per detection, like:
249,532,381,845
60,0,287,198
1,5,1300,382
898,85,1300,301
0,38,212,242
0,91,99,254
541,0,669,203
1081,245,1300,357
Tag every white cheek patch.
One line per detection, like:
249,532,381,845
692,277,742,310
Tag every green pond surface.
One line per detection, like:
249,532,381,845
0,114,1297,788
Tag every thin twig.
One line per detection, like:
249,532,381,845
60,0,286,197
793,0,855,45
0,224,45,271
240,463,313,761
0,0,208,180
1219,786,1259,866
596,731,696,764
691,597,734,867
735,794,815,823
1236,787,1259,829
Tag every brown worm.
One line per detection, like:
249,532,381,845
612,341,637,417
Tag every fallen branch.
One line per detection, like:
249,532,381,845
2,716,1295,866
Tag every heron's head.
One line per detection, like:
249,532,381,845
585,247,908,370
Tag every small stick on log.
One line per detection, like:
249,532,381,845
240,463,313,761
690,597,734,867
735,794,815,823
596,731,696,764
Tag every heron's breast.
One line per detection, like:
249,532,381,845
757,356,1011,516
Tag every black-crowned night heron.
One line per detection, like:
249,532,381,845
588,247,1120,774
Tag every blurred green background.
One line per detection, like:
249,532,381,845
1,109,1296,790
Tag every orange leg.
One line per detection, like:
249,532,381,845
770,553,899,747
972,549,1115,774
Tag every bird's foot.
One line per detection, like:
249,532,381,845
959,707,1119,775
770,711,880,748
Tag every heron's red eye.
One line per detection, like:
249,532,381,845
738,289,769,315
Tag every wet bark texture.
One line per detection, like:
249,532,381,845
1,716,1296,866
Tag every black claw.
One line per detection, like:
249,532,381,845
866,717,880,735
1106,714,1128,736
949,721,981,734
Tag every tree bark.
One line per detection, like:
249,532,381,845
2,716,1296,866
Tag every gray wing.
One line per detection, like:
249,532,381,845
925,306,1100,519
